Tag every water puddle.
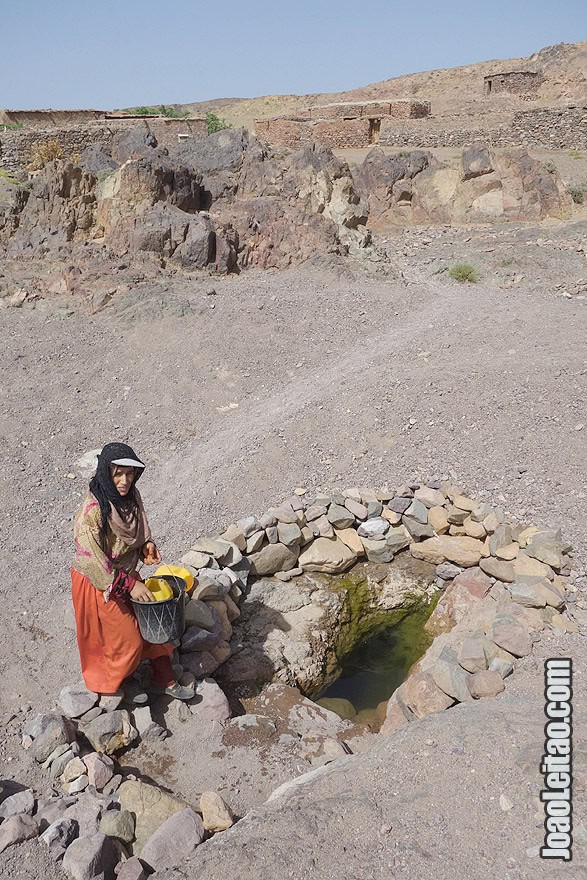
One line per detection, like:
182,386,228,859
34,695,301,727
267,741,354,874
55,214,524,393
316,602,435,728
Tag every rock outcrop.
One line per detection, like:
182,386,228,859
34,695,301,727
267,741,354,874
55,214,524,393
359,143,573,227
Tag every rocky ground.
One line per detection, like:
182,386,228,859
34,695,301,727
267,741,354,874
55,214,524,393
1,205,586,878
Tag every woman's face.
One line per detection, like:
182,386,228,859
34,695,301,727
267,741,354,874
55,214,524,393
110,465,136,496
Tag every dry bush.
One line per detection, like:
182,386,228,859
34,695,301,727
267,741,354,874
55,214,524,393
27,139,63,171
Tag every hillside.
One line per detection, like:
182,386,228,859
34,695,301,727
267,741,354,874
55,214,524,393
178,41,587,129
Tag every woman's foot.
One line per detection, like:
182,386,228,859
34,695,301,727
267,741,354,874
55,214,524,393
151,681,195,701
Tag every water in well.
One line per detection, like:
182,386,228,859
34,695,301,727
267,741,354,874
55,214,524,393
317,603,435,724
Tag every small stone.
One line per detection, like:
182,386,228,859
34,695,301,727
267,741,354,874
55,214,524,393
305,504,328,522
277,522,303,548
397,672,455,718
62,756,87,784
458,638,487,673
480,557,515,582
62,832,119,880
508,582,547,608
495,542,519,561
491,616,532,657
181,550,211,569
42,741,71,769
489,657,514,679
50,749,75,780
327,503,355,529
357,517,389,538
0,789,35,819
140,808,205,872
381,508,403,526
367,500,383,518
334,527,365,556
68,775,89,794
117,856,149,880
31,715,75,763
463,517,486,540
79,707,103,724
100,808,135,843
313,515,335,537
387,496,412,514
0,814,38,854
500,794,514,811
190,677,231,724
245,530,265,553
344,498,368,520
99,693,123,711
404,498,428,524
453,494,476,512
184,598,215,631
83,752,114,790
414,486,446,508
40,817,78,860
82,710,138,755
435,562,462,581
468,670,505,698
221,523,247,551
58,684,99,719
199,791,235,833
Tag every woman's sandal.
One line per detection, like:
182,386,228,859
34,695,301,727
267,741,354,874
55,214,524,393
151,681,195,701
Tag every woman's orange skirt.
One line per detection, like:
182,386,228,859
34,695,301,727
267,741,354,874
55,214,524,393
71,568,173,694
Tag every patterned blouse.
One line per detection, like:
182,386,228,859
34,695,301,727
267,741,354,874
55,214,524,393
73,494,143,592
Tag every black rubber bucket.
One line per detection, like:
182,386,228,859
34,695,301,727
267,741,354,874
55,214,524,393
130,575,186,644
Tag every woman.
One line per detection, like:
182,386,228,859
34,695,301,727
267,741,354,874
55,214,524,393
71,442,193,701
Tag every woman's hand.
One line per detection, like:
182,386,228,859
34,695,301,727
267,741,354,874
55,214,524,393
130,582,155,602
142,541,161,566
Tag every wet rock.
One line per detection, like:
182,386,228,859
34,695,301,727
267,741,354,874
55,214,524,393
118,780,188,853
468,670,506,698
58,683,99,719
83,752,115,790
40,817,78,860
100,809,135,843
316,697,356,720
396,672,455,718
199,791,235,833
0,813,38,854
82,710,137,755
62,831,119,880
140,808,205,871
0,788,34,819
298,536,357,573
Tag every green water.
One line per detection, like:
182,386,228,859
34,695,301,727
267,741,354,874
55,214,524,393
317,601,435,714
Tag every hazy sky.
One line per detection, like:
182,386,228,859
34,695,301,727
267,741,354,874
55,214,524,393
3,0,586,109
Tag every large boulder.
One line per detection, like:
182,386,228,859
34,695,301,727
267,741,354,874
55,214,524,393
140,808,205,871
118,780,188,853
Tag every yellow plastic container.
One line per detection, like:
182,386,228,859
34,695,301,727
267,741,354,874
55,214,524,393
155,564,195,593
145,577,174,602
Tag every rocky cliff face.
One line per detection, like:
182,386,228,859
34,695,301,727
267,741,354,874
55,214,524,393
357,144,572,228
0,129,370,273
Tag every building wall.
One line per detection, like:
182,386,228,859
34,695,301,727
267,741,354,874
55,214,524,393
305,100,430,120
0,117,207,174
0,109,106,126
378,106,587,150
483,71,543,97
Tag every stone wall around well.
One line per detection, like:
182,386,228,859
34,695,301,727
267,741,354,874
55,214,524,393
0,117,208,175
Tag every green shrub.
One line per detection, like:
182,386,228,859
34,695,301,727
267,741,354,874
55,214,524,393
0,168,20,184
567,185,585,204
543,161,556,173
569,150,583,160
448,262,478,283
398,150,411,158
1,122,25,131
206,112,231,134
